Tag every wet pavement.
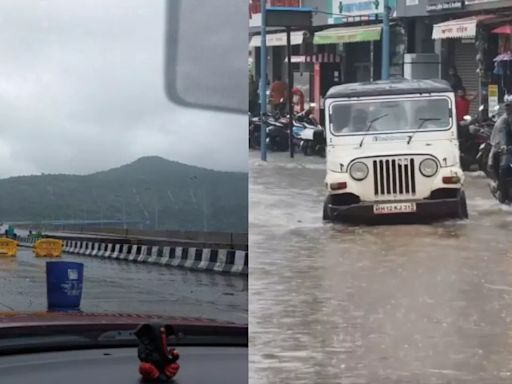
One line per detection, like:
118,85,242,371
0,247,247,323
250,150,512,383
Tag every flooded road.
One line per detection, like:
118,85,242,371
0,247,247,323
250,151,512,383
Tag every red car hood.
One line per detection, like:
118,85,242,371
0,312,247,353
0,311,245,330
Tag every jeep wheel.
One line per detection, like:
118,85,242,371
457,191,469,219
322,197,332,221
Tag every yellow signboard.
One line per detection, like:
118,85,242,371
0,238,18,257
33,239,63,258
488,84,498,112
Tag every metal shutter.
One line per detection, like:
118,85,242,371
454,39,479,116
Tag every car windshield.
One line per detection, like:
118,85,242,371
330,98,451,134
0,0,248,332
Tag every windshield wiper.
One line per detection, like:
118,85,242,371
407,118,441,145
359,114,388,148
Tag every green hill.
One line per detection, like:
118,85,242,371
0,156,248,232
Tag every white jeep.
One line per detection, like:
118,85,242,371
322,79,467,222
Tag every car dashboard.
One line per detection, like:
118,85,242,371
0,346,247,383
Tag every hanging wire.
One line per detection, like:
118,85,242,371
312,8,350,17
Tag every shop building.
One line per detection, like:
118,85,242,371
249,0,404,123
397,0,512,114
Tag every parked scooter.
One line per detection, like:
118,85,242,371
266,114,290,151
249,110,284,150
249,103,326,156
294,105,325,157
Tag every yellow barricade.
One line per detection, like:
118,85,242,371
0,238,17,257
33,239,63,258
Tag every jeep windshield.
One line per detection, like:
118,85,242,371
330,97,452,135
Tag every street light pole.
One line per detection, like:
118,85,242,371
259,0,267,161
381,0,390,81
286,26,294,158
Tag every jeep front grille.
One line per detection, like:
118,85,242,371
372,158,416,196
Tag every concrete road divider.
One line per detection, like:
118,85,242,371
18,236,248,275
33,239,63,258
0,238,18,257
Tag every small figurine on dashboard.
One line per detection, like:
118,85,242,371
135,322,180,382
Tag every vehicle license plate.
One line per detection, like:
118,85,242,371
373,202,416,215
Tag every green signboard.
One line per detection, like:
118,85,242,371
327,0,396,24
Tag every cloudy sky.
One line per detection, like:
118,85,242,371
0,0,247,177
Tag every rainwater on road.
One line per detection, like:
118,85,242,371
250,150,512,384
0,247,247,323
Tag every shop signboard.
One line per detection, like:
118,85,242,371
249,0,301,27
426,0,463,12
465,0,499,4
488,84,498,112
327,0,397,24
396,0,428,17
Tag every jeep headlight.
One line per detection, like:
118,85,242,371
419,158,438,177
349,162,369,181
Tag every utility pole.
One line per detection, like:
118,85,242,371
286,26,294,158
154,194,159,230
116,195,126,229
381,0,390,80
122,200,126,229
259,0,267,161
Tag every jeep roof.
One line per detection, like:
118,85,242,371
325,78,453,99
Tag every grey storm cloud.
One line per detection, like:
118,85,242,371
0,0,247,177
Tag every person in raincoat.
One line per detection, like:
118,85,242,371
269,76,288,114
291,87,305,114
448,66,463,92
489,102,512,185
455,87,477,123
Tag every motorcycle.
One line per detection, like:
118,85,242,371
298,123,325,157
490,146,512,204
459,106,494,172
266,114,290,151
476,105,500,176
249,110,283,150
290,105,325,157
249,112,268,150
249,104,326,156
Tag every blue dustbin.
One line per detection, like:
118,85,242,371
46,261,84,311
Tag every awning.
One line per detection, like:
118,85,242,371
284,53,342,63
492,24,512,35
249,31,304,47
432,15,496,39
313,25,382,45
